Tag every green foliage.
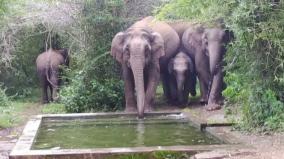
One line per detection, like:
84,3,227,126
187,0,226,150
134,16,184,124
156,0,284,131
61,0,126,112
153,151,191,159
0,84,9,107
1,25,44,97
41,103,66,114
61,74,124,113
0,0,7,17
0,102,29,128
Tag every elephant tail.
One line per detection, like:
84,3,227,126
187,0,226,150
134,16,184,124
45,49,57,88
45,63,57,88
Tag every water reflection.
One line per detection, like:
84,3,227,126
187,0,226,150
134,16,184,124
135,119,145,146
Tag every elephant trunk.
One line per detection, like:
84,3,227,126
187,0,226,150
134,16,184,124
208,42,222,75
131,60,145,119
176,73,185,103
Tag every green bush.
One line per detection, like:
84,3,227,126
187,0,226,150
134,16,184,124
60,0,126,112
62,77,124,113
42,103,66,114
156,0,284,131
0,84,9,107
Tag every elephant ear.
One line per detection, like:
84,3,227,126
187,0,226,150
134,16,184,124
58,48,70,66
182,26,205,55
111,32,126,63
224,29,234,44
150,32,165,59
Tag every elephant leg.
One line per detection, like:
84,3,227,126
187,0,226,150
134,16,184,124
41,81,49,104
206,71,224,111
39,74,49,104
145,64,160,112
160,59,171,102
169,76,178,105
122,65,137,112
49,71,59,102
183,77,192,105
195,55,210,105
49,84,53,102
161,72,171,101
187,72,197,97
197,74,210,104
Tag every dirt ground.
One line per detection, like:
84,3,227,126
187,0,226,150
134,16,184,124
0,103,42,159
179,102,284,159
0,102,283,159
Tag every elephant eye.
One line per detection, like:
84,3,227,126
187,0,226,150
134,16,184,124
145,45,151,52
145,45,151,58
123,45,130,53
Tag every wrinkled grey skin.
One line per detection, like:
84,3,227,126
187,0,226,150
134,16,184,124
167,21,194,39
36,48,69,104
111,16,179,118
182,25,232,110
168,51,196,106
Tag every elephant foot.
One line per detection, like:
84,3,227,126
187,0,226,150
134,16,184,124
205,103,222,111
177,104,187,109
199,98,208,105
169,100,178,106
174,100,187,108
125,106,137,112
218,96,225,105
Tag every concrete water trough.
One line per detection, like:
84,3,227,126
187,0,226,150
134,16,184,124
9,112,244,159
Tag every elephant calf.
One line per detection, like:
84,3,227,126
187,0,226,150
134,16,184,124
36,48,69,104
168,51,196,106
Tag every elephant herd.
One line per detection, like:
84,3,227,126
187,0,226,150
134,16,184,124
111,16,233,118
35,16,232,119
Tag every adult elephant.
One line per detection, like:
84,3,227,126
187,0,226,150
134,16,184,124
167,21,194,39
36,48,69,104
168,51,196,106
111,16,180,118
182,25,232,110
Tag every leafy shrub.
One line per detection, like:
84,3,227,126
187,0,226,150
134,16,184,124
0,84,9,107
60,0,125,112
156,0,284,131
62,77,124,113
41,103,66,114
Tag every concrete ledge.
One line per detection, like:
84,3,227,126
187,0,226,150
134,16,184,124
9,112,246,159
